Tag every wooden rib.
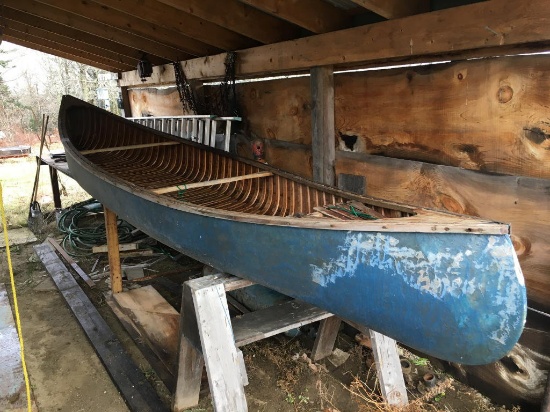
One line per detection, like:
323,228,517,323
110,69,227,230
152,172,273,195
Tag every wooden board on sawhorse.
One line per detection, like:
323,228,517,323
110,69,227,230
171,273,408,412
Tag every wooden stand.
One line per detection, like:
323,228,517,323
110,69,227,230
172,274,408,412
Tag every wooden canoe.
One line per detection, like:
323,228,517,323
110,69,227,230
59,95,526,365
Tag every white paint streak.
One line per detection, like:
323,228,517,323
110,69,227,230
310,233,523,343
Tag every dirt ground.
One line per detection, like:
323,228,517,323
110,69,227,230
0,156,524,412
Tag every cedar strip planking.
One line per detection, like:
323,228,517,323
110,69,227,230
335,151,550,313
34,243,167,412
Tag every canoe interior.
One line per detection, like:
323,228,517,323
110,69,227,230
67,106,418,219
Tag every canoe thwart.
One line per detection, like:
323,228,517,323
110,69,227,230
80,141,180,155
152,172,274,195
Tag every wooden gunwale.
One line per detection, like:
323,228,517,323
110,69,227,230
60,100,509,234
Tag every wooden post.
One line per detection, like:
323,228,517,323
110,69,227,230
311,316,341,361
310,66,335,186
48,165,62,209
104,207,123,294
120,86,132,117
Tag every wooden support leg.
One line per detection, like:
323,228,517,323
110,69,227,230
311,316,341,361
369,330,408,406
48,166,62,209
173,275,248,412
189,276,247,412
104,207,122,294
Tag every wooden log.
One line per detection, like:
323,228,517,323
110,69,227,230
152,172,273,195
335,151,550,313
104,207,122,294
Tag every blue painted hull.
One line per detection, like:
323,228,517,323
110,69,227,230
59,97,527,365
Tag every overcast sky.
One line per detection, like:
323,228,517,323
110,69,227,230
1,42,49,92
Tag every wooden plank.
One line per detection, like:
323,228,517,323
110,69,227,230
47,237,96,288
311,66,335,186
112,286,179,376
369,329,408,406
335,151,550,313
348,0,430,19
232,300,333,347
0,227,36,248
104,207,122,294
81,141,180,155
0,284,32,411
311,316,342,361
92,243,139,253
187,276,248,411
120,0,550,85
172,280,205,411
152,172,273,195
33,243,167,412
334,55,550,179
238,0,349,33
106,295,177,391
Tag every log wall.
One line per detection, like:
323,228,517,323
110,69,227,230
126,54,550,313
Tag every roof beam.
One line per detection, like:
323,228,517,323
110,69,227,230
120,0,550,86
3,7,165,65
238,0,349,33
4,17,136,69
4,0,190,61
3,28,132,71
57,0,256,52
104,0,300,44
4,35,121,72
348,0,430,19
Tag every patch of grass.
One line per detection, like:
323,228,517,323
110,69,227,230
0,148,89,228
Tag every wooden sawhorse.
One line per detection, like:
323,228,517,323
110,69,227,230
171,274,408,412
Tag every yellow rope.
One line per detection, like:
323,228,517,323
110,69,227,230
0,182,32,412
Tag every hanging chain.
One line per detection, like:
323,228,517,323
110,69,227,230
173,62,198,114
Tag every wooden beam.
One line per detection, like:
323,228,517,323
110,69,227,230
348,0,430,19
90,0,224,55
4,19,136,70
311,66,335,186
104,207,123,294
64,0,255,52
238,0,349,33
120,0,550,86
4,0,186,61
4,35,120,72
120,86,132,118
47,237,96,288
33,0,214,56
3,7,165,65
114,0,299,45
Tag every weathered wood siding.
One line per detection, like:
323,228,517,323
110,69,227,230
128,87,184,117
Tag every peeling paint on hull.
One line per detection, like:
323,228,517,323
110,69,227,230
67,154,527,365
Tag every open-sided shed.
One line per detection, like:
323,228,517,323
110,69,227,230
2,0,549,408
